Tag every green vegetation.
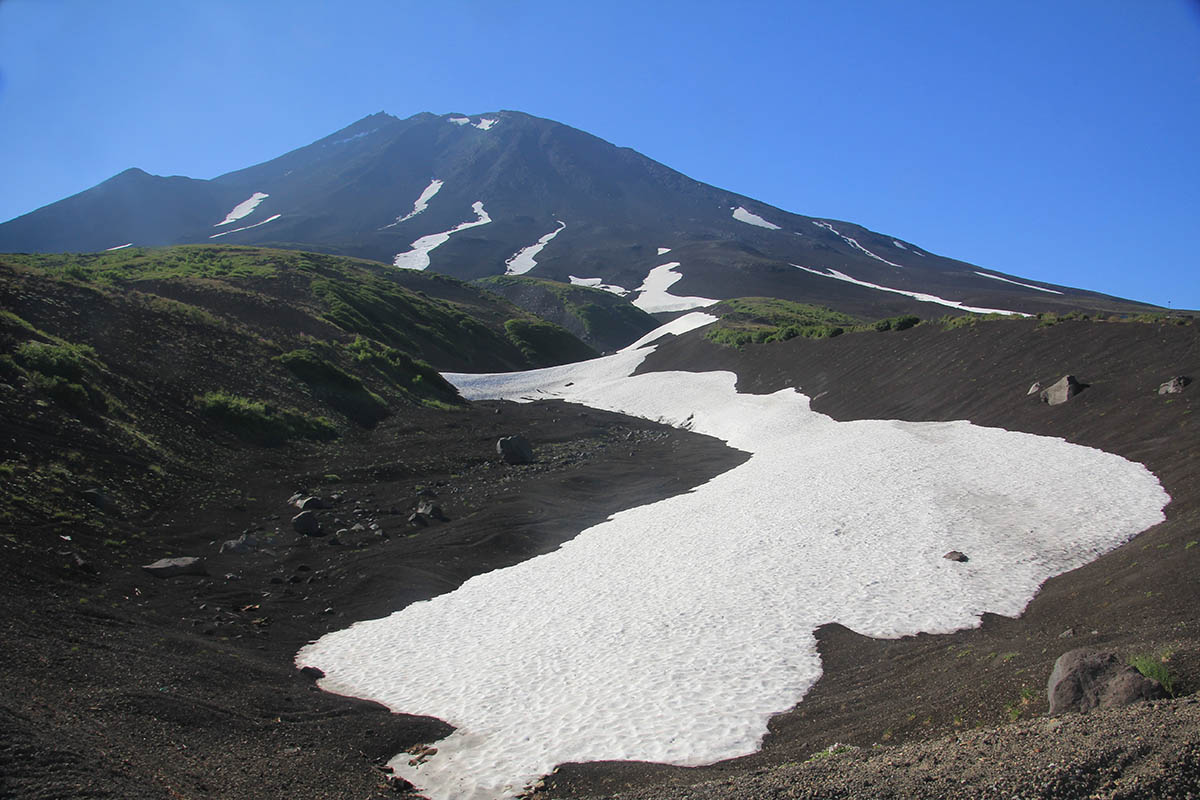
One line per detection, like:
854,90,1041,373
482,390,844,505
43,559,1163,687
873,314,921,332
276,347,389,426
504,318,598,365
195,391,337,445
1129,652,1177,696
344,336,463,408
704,298,861,347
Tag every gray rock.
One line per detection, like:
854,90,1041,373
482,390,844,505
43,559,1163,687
291,510,322,536
1158,376,1191,395
943,550,969,562
1040,375,1081,406
408,512,428,527
142,557,208,578
497,435,535,465
1026,381,1042,396
1047,648,1166,714
81,488,118,514
417,501,447,521
219,533,258,554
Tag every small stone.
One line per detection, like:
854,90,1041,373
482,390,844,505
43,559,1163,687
1027,381,1042,396
1040,375,1082,406
1158,376,1191,395
1059,627,1075,639
943,551,969,562
142,557,208,578
298,665,325,680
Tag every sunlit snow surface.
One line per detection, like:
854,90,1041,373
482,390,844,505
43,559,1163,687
298,338,1168,800
505,221,566,274
568,275,630,296
632,262,719,313
105,242,133,251
657,246,672,255
383,179,444,228
812,220,903,268
792,264,1031,316
473,117,498,130
732,206,782,230
620,311,718,351
393,202,492,269
448,116,470,126
208,213,282,239
975,271,1064,295
214,192,269,226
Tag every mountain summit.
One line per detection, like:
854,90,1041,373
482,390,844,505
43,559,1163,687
0,111,1156,318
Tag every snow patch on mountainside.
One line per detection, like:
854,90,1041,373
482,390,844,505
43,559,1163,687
812,221,903,268
214,192,269,227
383,179,444,228
732,206,782,230
892,240,908,250
474,118,498,131
657,247,672,255
792,264,1030,316
105,242,133,251
208,213,282,239
975,271,1064,295
331,128,377,145
621,311,717,351
393,202,492,270
632,263,719,313
568,276,630,296
505,221,566,275
448,117,470,126
298,342,1168,800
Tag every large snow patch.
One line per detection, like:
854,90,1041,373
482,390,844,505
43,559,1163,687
393,202,492,270
632,262,719,313
505,221,566,275
298,339,1167,800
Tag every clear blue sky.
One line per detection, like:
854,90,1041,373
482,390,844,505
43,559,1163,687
1,0,1197,308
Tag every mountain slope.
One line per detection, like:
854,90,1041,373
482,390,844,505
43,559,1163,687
0,111,1161,323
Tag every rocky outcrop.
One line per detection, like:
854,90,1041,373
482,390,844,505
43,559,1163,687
1040,375,1082,406
497,435,535,465
1047,648,1166,714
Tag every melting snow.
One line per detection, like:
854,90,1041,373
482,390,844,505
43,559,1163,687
474,118,498,131
105,242,133,251
632,263,719,314
505,221,566,275
448,117,470,126
383,179,444,228
330,128,377,146
214,192,269,227
892,240,908,250
568,276,630,296
208,213,282,239
393,202,492,270
812,221,903,268
621,311,718,351
732,206,782,230
657,247,672,255
792,264,1030,316
298,337,1168,800
975,271,1064,295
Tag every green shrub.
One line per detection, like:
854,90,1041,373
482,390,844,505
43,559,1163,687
1129,652,1177,696
874,315,920,332
196,391,337,445
504,318,597,366
15,341,97,382
276,348,389,426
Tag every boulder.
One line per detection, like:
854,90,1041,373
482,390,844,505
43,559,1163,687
291,510,322,536
417,500,447,521
1047,648,1166,714
497,435,535,465
220,533,258,554
81,488,119,514
142,557,208,578
1040,375,1081,406
943,550,969,562
1159,376,1191,395
298,496,331,511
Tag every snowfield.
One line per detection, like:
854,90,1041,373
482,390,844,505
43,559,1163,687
383,179,444,227
812,220,904,268
732,206,782,230
297,318,1168,800
505,221,566,275
214,192,269,226
632,262,719,313
568,275,630,296
792,264,1031,316
975,271,1064,295
208,213,281,239
393,202,492,270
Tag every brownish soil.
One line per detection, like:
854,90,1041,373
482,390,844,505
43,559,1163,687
540,317,1200,798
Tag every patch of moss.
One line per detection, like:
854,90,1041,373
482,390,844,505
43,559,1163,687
276,348,389,426
504,318,598,366
195,391,337,445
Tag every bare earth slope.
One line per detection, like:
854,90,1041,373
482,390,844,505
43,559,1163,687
541,316,1200,799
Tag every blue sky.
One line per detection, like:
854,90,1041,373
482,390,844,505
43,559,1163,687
1,0,1197,308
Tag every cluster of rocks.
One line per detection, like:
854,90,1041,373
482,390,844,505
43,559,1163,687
1028,373,1190,405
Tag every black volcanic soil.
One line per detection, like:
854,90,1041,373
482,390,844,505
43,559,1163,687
0,400,745,799
539,317,1200,799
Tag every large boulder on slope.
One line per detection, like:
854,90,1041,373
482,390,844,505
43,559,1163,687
497,435,535,465
1040,375,1082,406
1047,648,1165,714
